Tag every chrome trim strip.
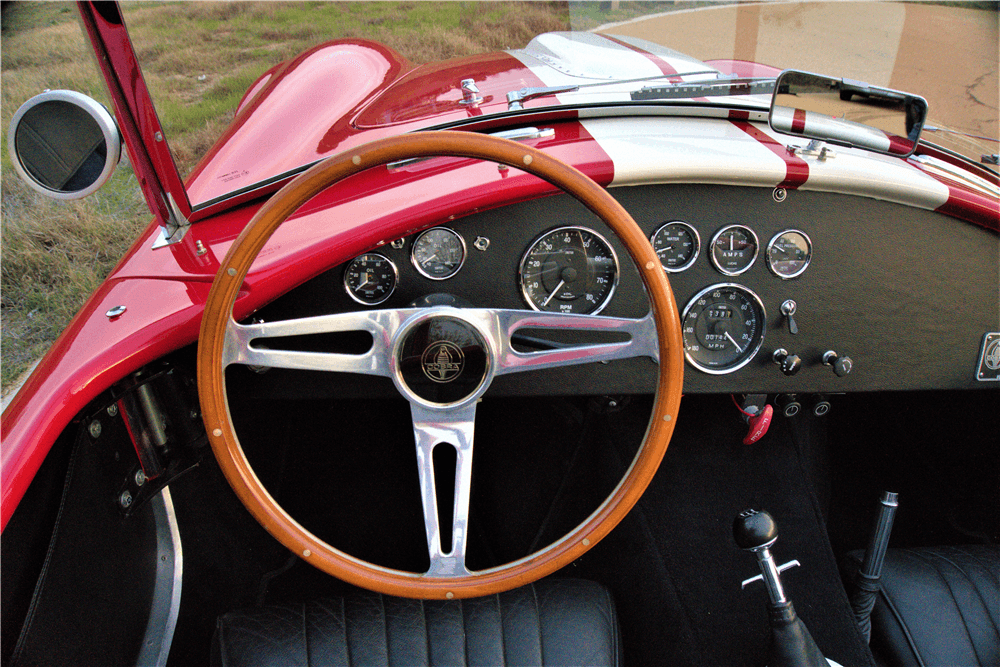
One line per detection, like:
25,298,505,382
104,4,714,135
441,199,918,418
137,487,183,667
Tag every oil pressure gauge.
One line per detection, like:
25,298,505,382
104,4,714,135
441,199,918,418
681,283,766,374
766,229,812,279
344,253,398,305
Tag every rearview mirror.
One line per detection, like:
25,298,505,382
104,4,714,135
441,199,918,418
769,70,927,157
8,90,122,200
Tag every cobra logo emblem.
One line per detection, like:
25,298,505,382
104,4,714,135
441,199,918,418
986,339,1000,371
421,341,465,383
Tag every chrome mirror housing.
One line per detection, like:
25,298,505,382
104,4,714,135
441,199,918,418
8,89,122,200
769,70,928,158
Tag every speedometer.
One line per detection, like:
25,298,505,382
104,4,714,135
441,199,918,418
681,284,766,374
519,226,618,314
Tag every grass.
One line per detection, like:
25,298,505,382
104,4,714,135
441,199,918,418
0,1,584,391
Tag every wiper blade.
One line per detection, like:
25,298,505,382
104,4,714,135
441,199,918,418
632,77,775,101
504,69,724,110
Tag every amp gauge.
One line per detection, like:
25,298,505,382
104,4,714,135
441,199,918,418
710,224,758,276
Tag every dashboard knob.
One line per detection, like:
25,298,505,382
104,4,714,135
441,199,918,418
772,348,802,376
734,509,778,550
822,350,853,377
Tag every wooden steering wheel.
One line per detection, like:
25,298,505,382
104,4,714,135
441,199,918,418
197,131,684,600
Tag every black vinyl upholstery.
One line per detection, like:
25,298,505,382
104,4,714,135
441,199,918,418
212,578,620,667
851,545,1000,667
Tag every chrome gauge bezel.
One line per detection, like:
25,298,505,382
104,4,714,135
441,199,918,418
680,283,767,374
766,229,813,279
411,227,467,280
343,252,398,306
519,225,620,315
709,224,759,276
650,220,701,273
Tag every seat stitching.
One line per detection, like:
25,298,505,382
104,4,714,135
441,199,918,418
495,593,506,667
532,583,544,664
878,586,927,667
459,598,468,667
341,597,352,667
910,549,983,664
955,547,1000,633
379,594,390,667
421,598,430,666
301,603,310,667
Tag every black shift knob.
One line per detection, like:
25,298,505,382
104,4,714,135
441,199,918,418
734,509,778,550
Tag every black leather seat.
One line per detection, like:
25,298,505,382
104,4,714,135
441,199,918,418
212,578,620,667
850,545,999,667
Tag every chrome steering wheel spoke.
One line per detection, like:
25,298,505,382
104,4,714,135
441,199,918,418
485,308,659,374
221,308,418,375
410,402,476,577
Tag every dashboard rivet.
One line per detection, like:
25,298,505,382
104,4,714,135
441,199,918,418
352,155,361,166
227,268,236,276
212,428,222,437
523,155,533,166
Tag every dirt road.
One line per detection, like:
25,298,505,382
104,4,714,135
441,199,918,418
597,2,998,160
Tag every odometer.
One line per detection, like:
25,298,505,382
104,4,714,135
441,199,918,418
681,284,766,374
520,226,618,314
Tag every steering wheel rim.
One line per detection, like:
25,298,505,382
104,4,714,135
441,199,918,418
198,130,684,600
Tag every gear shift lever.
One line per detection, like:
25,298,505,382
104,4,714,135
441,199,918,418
734,510,838,667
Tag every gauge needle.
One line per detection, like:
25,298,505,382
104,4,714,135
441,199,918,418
542,279,566,307
724,330,745,353
357,274,371,289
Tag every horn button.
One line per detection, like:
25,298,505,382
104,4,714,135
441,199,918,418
396,315,490,405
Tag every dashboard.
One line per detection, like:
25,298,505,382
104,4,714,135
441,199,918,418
246,183,998,398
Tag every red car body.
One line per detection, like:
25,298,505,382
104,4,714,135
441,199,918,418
2,3,997,666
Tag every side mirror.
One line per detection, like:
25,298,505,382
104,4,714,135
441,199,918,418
769,70,927,157
7,90,122,200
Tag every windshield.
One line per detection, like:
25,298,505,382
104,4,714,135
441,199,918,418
112,1,996,208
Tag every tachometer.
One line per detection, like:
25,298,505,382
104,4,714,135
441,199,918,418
344,253,398,305
681,284,766,374
520,226,618,314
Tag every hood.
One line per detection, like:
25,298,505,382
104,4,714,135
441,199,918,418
185,33,736,213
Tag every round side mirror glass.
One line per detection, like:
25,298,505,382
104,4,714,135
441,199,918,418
8,90,122,200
